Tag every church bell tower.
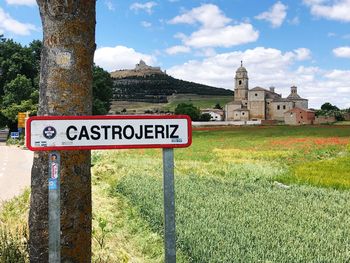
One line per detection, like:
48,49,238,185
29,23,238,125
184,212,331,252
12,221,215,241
234,61,249,101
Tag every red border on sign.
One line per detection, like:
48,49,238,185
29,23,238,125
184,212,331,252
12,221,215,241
26,115,192,151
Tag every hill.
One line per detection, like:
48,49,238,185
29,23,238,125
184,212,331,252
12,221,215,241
110,60,233,103
109,94,233,114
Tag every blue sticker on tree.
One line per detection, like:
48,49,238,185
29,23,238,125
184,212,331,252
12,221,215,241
49,152,60,191
49,178,58,190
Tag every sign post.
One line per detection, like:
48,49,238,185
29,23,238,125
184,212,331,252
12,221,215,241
26,115,192,262
163,148,176,262
48,152,60,262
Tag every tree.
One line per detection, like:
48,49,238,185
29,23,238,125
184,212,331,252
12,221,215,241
321,102,339,111
0,37,40,127
214,103,222,109
200,113,212,121
174,103,200,121
317,102,344,121
92,65,113,115
30,1,96,262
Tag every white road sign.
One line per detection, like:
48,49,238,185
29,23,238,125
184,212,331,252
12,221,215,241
26,115,192,151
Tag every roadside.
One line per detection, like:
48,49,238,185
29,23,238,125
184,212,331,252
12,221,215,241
0,145,33,203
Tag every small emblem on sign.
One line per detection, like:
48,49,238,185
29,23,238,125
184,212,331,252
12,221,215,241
43,126,57,139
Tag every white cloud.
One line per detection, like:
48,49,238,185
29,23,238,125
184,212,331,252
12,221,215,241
255,1,288,28
303,0,350,22
94,45,157,72
130,2,157,14
168,4,259,49
5,0,36,6
105,0,115,11
183,23,259,48
165,45,191,55
324,69,350,79
141,21,152,27
167,47,350,108
333,46,350,58
0,7,36,35
294,48,311,60
169,4,231,28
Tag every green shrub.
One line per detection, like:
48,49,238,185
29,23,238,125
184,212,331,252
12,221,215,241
0,227,28,263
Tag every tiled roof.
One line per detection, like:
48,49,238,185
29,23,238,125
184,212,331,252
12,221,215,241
250,87,266,91
285,107,315,113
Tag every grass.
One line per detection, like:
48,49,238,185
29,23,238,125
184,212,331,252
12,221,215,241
97,125,350,262
0,189,30,263
334,121,350,125
1,125,350,262
165,94,232,111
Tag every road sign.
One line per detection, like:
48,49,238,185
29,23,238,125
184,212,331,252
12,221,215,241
26,115,192,151
10,132,19,139
18,112,26,128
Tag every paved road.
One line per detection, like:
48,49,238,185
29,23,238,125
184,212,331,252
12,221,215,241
0,143,33,203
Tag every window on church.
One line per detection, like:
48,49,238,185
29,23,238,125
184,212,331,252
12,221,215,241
242,112,245,115
239,80,242,85
277,105,280,110
283,105,286,110
255,93,258,96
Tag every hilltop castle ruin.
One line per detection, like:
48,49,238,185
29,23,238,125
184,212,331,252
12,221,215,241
110,60,165,78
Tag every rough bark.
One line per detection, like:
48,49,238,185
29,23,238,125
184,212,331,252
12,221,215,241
30,1,96,262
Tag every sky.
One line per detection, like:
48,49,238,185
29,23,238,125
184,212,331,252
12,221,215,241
0,0,350,109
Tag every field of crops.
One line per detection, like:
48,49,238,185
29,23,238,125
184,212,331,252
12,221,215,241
93,125,350,262
109,94,232,114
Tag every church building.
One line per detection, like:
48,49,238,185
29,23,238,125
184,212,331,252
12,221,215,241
225,63,308,121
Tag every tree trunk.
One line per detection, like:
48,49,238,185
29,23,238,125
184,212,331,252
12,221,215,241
30,1,96,262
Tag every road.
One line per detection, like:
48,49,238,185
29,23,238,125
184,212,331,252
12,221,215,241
0,143,33,203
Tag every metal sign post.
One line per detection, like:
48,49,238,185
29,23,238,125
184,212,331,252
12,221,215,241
163,148,176,263
48,152,60,263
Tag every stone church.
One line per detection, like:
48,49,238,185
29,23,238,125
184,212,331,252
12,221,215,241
225,63,308,121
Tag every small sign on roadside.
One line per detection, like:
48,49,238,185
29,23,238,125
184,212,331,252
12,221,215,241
10,132,19,139
18,112,26,128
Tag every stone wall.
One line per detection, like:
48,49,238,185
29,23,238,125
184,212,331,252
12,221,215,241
294,100,308,109
314,116,336,124
269,101,294,121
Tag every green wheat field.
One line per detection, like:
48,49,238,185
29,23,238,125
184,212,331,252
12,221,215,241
91,125,350,262
1,125,350,262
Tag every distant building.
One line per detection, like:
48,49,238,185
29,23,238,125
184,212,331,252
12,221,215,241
200,109,224,121
284,108,315,125
225,62,309,122
135,59,161,71
110,59,164,78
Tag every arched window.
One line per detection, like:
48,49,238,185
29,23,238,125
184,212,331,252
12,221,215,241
239,80,242,85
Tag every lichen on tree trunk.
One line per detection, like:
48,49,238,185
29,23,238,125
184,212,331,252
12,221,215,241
30,1,96,262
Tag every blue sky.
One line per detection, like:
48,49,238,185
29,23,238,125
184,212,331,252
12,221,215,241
0,0,350,108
